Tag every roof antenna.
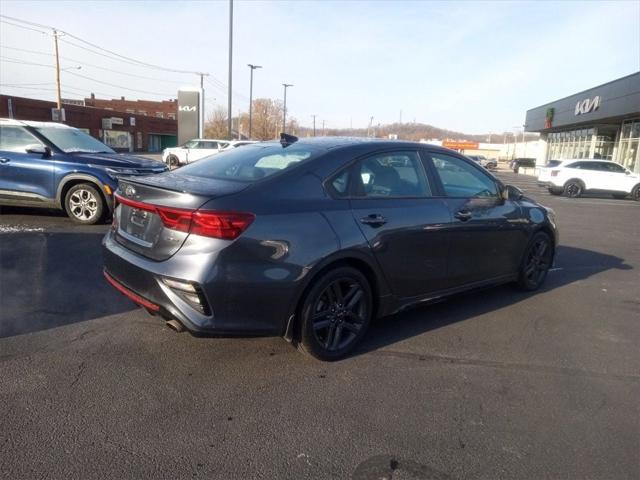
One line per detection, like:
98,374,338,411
280,132,298,147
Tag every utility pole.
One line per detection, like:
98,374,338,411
311,114,316,136
247,64,262,139
367,116,374,137
227,0,234,139
322,120,325,136
282,83,293,133
53,29,62,110
399,109,402,125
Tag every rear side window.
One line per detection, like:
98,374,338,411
546,160,562,167
354,151,431,198
178,144,318,182
430,152,498,198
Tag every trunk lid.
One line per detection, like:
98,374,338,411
114,175,250,260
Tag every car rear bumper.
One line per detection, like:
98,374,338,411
102,230,286,336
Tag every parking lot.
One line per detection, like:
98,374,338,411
1,171,638,479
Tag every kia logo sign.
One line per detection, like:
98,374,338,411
178,105,197,112
575,96,601,115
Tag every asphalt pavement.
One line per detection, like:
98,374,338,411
1,171,639,479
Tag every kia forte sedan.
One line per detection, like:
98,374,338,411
103,135,558,360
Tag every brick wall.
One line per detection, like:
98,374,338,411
1,95,176,152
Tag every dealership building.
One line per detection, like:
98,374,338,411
525,72,640,173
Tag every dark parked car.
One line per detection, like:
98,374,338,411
510,157,537,173
0,119,167,224
466,155,498,169
103,135,558,360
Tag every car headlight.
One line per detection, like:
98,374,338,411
104,167,139,178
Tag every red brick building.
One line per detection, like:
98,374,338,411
83,93,178,120
0,95,177,152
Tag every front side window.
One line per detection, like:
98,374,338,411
354,151,431,198
430,152,498,198
33,125,114,154
599,162,625,173
0,126,41,152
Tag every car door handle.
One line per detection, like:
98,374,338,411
454,210,473,221
0,157,10,164
360,214,387,227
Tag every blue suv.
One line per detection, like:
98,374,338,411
0,119,167,224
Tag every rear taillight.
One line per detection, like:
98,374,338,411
114,193,254,240
551,170,559,177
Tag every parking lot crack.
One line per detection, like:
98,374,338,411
69,361,86,389
373,350,640,382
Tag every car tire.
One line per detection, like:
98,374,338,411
631,185,640,202
167,155,179,169
563,180,583,198
64,183,104,225
297,266,373,361
516,231,554,291
548,187,562,196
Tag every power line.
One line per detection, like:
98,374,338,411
1,15,248,103
1,14,202,75
0,45,186,84
65,70,175,97
1,57,175,98
0,19,48,35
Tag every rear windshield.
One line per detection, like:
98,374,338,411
177,143,319,182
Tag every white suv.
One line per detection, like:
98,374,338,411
538,159,640,200
162,139,229,167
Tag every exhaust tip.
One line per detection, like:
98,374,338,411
165,319,185,333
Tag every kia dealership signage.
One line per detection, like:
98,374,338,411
575,96,601,116
177,88,202,145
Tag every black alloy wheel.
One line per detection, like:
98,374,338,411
298,267,372,361
517,232,554,291
632,185,640,202
564,181,583,198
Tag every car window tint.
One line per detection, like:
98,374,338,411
355,151,431,198
0,126,41,152
566,162,581,169
430,152,498,197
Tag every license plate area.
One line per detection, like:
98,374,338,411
118,205,161,247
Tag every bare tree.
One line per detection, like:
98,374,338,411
204,106,228,139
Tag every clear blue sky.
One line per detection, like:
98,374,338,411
1,0,638,134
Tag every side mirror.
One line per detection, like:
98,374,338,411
503,184,524,201
25,144,51,158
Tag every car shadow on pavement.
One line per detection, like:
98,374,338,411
0,231,134,338
355,245,632,356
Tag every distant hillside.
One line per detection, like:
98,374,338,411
295,122,539,142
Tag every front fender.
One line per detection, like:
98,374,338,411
55,172,116,212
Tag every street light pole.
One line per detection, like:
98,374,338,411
247,64,262,139
198,72,208,139
227,0,234,139
311,114,316,136
282,83,293,133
